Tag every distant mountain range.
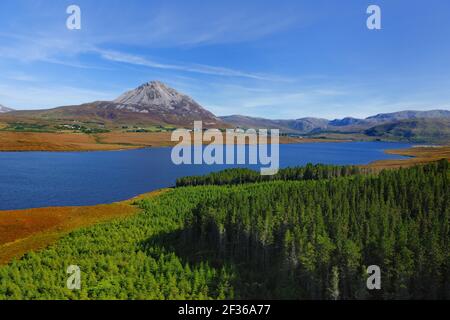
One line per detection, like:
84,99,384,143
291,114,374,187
220,110,450,143
0,81,449,143
220,110,450,133
364,118,450,143
0,105,14,113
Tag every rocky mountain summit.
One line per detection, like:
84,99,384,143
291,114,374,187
0,105,14,113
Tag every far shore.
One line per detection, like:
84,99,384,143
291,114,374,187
0,131,350,152
364,145,450,170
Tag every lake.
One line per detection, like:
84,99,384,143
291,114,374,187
0,142,412,210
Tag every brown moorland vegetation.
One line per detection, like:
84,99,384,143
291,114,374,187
0,131,342,152
0,131,137,152
0,190,167,265
365,146,450,170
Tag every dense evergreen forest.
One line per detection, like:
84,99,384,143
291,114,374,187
176,164,363,187
0,161,448,300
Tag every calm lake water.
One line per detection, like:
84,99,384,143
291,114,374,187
0,142,412,210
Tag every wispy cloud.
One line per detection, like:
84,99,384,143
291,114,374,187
0,32,104,71
186,81,357,118
139,5,300,47
95,49,287,81
1,1,448,118
3,72,37,82
0,31,287,81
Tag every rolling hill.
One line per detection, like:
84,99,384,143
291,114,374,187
220,115,330,134
364,118,450,143
221,110,450,132
366,110,450,123
220,110,450,143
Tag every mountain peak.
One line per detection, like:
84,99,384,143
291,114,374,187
106,81,222,126
139,80,166,87
114,81,192,107
0,104,14,113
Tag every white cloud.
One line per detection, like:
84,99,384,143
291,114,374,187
0,31,287,81
95,49,287,81
4,72,38,82
140,6,299,47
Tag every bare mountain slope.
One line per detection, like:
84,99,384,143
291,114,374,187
221,110,450,134
365,118,450,143
0,105,14,113
366,110,450,123
220,115,329,134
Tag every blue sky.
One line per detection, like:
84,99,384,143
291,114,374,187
0,0,449,119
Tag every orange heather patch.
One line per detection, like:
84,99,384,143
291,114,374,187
0,131,139,151
0,190,167,265
365,146,450,170
96,131,175,147
0,131,344,152
97,131,343,147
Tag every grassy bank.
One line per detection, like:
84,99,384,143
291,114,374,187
0,191,166,265
366,145,450,170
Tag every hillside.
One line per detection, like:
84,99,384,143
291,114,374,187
221,110,450,143
220,115,329,134
366,110,450,123
220,115,300,133
365,118,450,143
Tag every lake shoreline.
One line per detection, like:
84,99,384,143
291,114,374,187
364,145,450,170
1,145,448,264
1,145,446,213
0,131,350,152
0,190,167,265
